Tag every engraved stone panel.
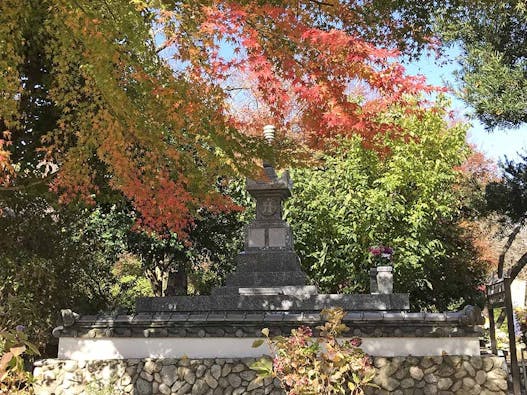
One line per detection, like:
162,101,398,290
268,228,286,247
258,197,280,219
248,229,265,248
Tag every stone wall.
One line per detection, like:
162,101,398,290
366,355,507,395
34,358,282,395
33,355,508,395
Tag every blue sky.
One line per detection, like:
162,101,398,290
404,51,527,164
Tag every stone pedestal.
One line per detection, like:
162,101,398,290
212,165,315,297
369,267,378,294
370,266,394,294
376,266,393,294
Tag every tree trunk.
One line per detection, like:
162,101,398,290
509,251,527,280
498,221,524,277
145,267,164,297
165,268,187,296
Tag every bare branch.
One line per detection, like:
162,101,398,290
307,0,334,7
0,176,54,192
225,86,251,91
498,219,525,277
509,250,527,280
156,41,170,54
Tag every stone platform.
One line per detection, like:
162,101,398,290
135,293,410,313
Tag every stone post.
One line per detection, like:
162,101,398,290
369,268,378,294
376,266,393,294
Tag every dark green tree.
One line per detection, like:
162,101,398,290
440,0,527,129
0,190,115,352
82,202,245,297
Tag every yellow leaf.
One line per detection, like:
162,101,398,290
10,345,26,357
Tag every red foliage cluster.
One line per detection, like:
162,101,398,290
175,2,440,150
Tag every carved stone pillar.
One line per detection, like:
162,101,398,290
244,164,294,251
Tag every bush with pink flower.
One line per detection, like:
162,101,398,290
368,245,393,266
251,308,377,394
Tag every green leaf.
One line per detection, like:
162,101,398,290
252,339,265,348
249,358,273,377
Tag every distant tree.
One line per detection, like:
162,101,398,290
83,201,245,297
440,0,527,129
285,100,491,310
484,154,527,278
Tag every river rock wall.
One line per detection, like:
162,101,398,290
33,355,508,395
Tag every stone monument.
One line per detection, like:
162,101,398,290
36,126,499,395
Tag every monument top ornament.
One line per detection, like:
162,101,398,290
240,125,295,251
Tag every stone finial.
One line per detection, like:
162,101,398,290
263,125,275,143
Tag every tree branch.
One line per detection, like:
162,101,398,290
156,41,170,54
498,220,525,277
0,175,54,192
509,250,527,280
307,0,334,7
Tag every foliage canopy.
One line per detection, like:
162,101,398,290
286,101,490,310
440,0,527,129
0,0,441,237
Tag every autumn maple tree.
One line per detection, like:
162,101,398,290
1,0,438,238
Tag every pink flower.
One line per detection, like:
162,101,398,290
298,326,313,337
370,245,394,260
273,356,285,373
362,355,372,366
381,246,393,255
350,337,362,347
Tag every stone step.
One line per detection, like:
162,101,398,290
211,285,318,296
225,271,307,287
235,251,303,272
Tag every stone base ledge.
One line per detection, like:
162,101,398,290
135,293,410,312
53,305,483,339
33,355,508,395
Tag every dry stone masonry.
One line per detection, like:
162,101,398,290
33,355,507,395
34,358,282,395
366,355,507,395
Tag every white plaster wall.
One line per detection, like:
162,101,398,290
58,336,480,360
